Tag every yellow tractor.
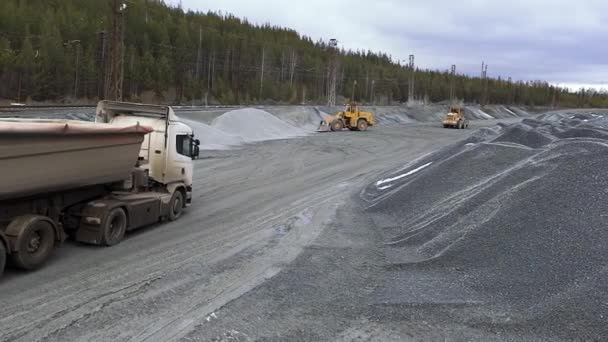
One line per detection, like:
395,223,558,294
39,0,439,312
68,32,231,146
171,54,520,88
318,103,377,132
442,106,469,129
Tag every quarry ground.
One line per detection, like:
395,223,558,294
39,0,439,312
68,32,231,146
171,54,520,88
3,104,608,342
0,119,520,342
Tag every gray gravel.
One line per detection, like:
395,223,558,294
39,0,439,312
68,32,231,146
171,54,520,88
361,111,608,340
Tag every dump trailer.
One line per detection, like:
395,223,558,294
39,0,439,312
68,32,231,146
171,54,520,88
0,101,200,276
318,104,376,132
442,106,469,129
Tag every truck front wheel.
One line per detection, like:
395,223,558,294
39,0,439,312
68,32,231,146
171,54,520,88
8,216,56,270
101,208,127,246
168,191,184,221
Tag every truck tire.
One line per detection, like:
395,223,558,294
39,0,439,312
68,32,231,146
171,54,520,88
8,216,56,270
168,190,184,221
101,208,127,246
331,120,343,131
357,119,368,131
0,241,6,277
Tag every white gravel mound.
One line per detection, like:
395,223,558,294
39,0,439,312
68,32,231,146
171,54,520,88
211,108,309,143
181,118,244,150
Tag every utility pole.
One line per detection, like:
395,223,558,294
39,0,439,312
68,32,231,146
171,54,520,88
195,26,202,79
370,80,375,105
97,31,106,99
144,0,148,23
73,41,81,99
259,46,265,100
480,62,488,106
104,0,126,101
351,80,358,102
449,64,456,103
408,54,415,103
289,50,297,87
484,63,489,106
327,39,338,107
508,76,513,104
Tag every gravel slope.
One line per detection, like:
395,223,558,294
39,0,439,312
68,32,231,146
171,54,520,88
360,111,608,340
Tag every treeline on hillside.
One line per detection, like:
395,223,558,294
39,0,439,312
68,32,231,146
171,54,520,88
0,0,607,107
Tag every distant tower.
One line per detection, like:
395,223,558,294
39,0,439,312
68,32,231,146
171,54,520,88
408,54,415,102
484,63,489,106
105,0,126,101
449,64,456,103
480,62,488,106
327,39,339,107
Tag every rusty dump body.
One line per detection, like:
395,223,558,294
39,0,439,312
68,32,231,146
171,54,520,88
0,119,152,201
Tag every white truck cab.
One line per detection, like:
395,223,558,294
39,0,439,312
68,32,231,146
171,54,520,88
96,101,199,198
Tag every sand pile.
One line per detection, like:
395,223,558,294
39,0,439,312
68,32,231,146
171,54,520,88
362,111,608,339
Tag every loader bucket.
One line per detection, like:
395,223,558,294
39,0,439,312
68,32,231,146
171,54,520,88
317,120,331,132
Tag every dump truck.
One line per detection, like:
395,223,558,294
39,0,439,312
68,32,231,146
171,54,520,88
442,106,469,129
0,101,200,276
318,103,376,132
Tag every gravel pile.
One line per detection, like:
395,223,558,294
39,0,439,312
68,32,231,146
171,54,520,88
211,108,309,143
362,111,608,339
180,118,244,150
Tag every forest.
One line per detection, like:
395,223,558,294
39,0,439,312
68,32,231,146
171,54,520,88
1,0,607,107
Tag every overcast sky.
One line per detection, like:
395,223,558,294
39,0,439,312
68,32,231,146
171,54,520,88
171,0,608,90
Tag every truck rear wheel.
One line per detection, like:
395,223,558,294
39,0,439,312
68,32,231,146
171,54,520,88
101,208,127,246
168,190,184,221
357,119,368,131
8,216,56,270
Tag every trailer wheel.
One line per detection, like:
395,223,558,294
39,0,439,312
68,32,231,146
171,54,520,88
169,191,184,221
101,208,127,246
0,241,6,277
8,216,56,270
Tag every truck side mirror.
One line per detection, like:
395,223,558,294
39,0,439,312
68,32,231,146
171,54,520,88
192,139,200,160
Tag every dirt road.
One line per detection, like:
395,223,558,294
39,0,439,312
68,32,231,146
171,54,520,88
0,120,517,341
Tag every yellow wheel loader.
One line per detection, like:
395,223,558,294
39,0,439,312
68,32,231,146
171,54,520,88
442,106,469,129
318,104,377,132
